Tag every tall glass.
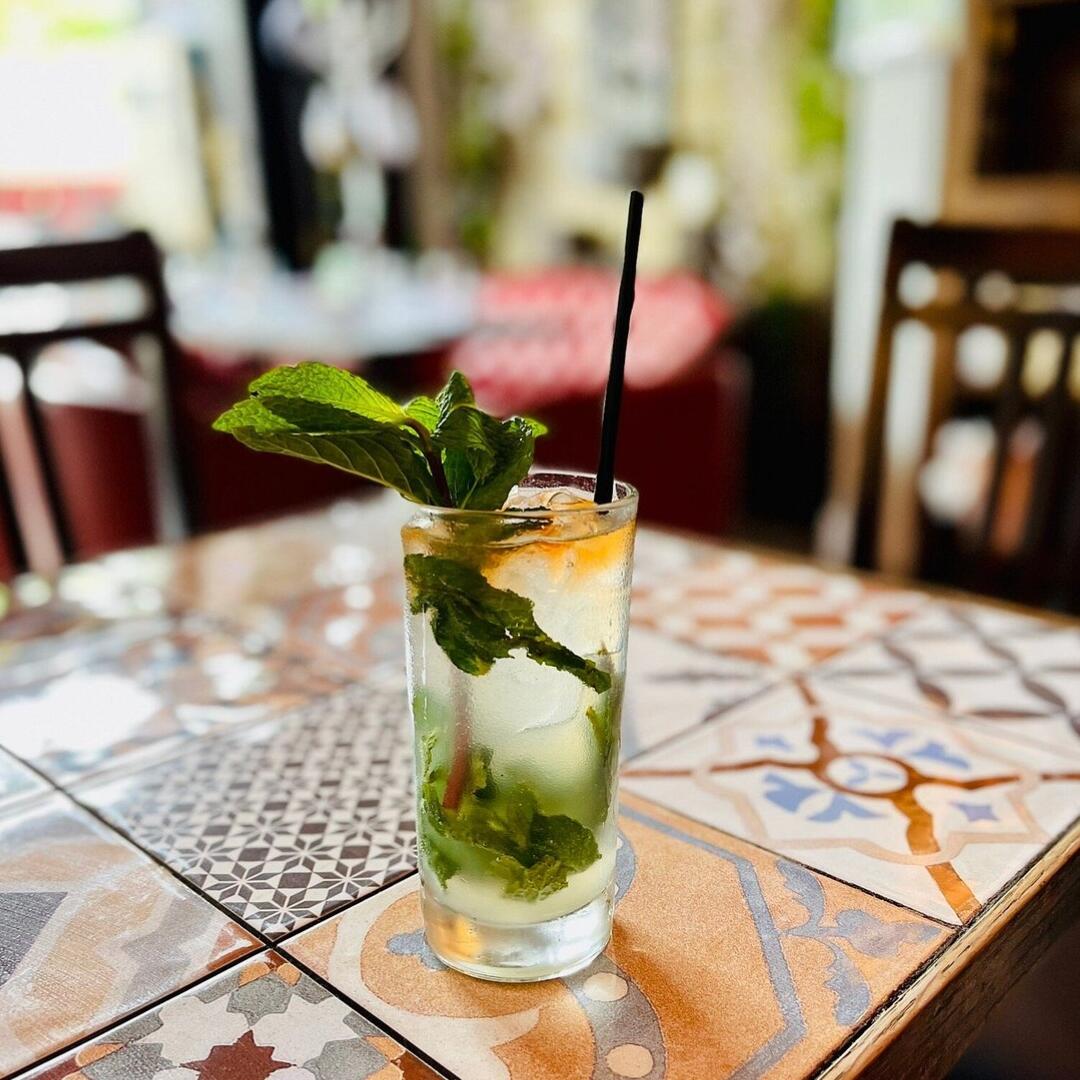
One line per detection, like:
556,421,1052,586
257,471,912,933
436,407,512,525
402,471,637,981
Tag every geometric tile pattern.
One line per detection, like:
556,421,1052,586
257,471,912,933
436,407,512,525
0,612,354,785
621,626,777,759
633,551,927,671
4,505,1080,1080
285,793,946,1080
0,796,259,1075
629,527,714,588
27,950,440,1080
622,678,1080,923
81,685,417,938
819,603,1080,752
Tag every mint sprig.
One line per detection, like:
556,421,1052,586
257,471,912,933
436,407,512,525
405,553,611,693
213,363,544,512
419,735,600,900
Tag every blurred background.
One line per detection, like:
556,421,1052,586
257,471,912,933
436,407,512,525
0,2,1079,1075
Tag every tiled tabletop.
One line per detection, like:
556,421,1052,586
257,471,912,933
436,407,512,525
1,496,1078,1080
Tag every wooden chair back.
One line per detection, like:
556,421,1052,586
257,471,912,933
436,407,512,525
0,231,194,576
855,218,1080,611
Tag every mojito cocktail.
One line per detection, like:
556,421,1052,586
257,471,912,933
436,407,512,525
213,363,637,981
403,472,637,981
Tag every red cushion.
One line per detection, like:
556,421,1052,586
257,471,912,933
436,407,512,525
447,268,731,414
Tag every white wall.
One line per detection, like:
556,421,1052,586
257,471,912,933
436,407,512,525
819,8,965,567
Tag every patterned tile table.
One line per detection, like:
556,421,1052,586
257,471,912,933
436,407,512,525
1,495,1078,1080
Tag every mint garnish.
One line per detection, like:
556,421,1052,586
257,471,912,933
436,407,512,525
405,553,611,693
419,733,600,901
213,363,545,512
213,368,442,506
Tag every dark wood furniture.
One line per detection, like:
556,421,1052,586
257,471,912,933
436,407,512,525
945,0,1080,230
855,218,1080,611
0,231,195,574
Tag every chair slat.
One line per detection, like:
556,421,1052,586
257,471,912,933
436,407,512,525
974,329,1028,579
0,231,193,576
856,219,1080,612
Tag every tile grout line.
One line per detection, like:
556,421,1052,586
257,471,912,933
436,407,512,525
0,596,398,801
4,580,1072,1077
617,681,970,925
806,908,961,1080
809,811,1080,1080
620,613,1080,926
6,788,451,1079
4,749,286,947
66,676,368,798
2,942,269,1080
269,867,419,951
280,952,460,1080
59,757,428,956
0,701,459,1078
619,591,942,773
618,676,781,770
813,670,1080,758
620,789,962,930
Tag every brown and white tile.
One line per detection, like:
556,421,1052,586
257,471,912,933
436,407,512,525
285,793,945,1080
633,552,925,672
246,570,408,686
81,684,417,938
631,527,715,588
622,626,775,759
621,678,1080,924
164,495,412,618
819,603,1080,751
0,795,259,1075
26,950,441,1080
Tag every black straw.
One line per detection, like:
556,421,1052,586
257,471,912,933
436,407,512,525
595,189,643,504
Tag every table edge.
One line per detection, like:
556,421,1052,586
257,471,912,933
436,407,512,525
816,813,1080,1080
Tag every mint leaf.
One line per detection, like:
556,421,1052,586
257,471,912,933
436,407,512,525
404,395,440,430
418,737,601,900
587,671,621,765
455,782,536,854
495,855,569,901
436,370,475,421
528,813,600,872
214,365,549,512
214,410,441,505
212,365,548,511
404,554,611,693
434,407,547,510
587,705,612,760
467,745,497,800
213,365,442,503
213,397,295,434
424,841,459,888
249,362,406,425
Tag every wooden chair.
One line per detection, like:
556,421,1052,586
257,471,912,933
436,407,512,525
855,218,1080,612
0,232,195,576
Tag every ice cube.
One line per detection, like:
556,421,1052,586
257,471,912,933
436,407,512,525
502,484,592,512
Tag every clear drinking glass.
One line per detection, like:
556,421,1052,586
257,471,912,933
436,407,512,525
402,471,638,981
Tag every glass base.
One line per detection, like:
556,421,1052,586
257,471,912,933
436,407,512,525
421,882,614,983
